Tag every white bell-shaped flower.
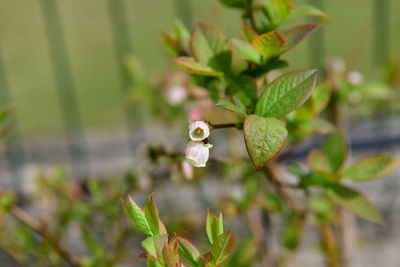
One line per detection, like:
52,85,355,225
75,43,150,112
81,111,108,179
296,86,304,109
185,141,213,167
188,121,210,141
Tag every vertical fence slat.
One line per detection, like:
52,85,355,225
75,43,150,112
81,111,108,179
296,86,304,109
372,0,390,66
107,0,139,157
40,0,89,177
0,47,27,191
174,0,193,28
307,0,326,71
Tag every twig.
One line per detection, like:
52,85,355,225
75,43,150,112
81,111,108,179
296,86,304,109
265,162,302,214
207,122,238,130
319,223,340,267
10,206,82,267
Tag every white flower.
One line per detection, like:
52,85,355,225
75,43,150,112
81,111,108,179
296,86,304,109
347,71,364,85
165,85,187,105
188,121,210,141
185,141,213,167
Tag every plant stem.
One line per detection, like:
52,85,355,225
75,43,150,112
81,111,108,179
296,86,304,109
207,122,237,130
266,162,302,214
319,223,340,267
10,206,82,267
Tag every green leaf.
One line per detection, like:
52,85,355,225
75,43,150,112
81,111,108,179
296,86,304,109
162,243,179,267
211,231,236,265
287,5,329,22
255,69,318,118
206,210,224,244
241,22,257,42
244,115,288,170
326,184,383,223
123,195,153,236
252,31,286,61
283,218,303,251
307,149,333,174
264,0,294,26
141,234,168,258
144,193,161,236
174,57,223,77
216,99,247,116
312,82,332,113
218,0,247,9
229,38,262,64
190,23,232,73
322,132,347,172
177,237,201,267
226,75,257,107
279,24,320,55
343,155,399,181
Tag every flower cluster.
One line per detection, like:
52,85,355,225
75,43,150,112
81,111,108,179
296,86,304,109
185,121,212,167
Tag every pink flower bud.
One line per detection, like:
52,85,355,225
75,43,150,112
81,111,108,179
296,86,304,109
188,121,210,141
185,141,213,167
165,85,187,105
181,160,194,180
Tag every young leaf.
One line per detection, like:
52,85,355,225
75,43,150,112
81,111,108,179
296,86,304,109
174,57,223,77
278,24,320,55
252,31,286,61
144,193,160,236
241,22,257,42
226,75,257,107
162,243,180,267
141,234,168,258
206,210,224,244
312,82,332,113
326,184,383,223
255,69,318,118
122,195,153,236
211,231,236,265
264,0,294,26
342,155,399,181
244,115,288,170
177,237,201,267
229,38,262,64
322,132,347,172
286,5,329,22
216,99,247,116
307,149,333,174
190,23,232,73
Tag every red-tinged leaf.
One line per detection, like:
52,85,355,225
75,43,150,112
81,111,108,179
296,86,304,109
343,155,399,181
211,231,236,264
122,196,153,236
145,193,161,236
177,237,201,267
141,234,168,258
307,149,333,174
322,132,348,172
278,24,320,55
244,115,288,170
173,57,223,77
252,31,286,61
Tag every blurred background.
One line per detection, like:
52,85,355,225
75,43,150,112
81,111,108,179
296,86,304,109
0,0,400,266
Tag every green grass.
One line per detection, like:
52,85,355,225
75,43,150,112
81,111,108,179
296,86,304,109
0,0,399,138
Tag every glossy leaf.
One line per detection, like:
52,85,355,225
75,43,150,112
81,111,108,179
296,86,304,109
252,31,286,61
229,38,262,64
287,5,329,22
123,196,153,236
343,155,399,181
279,24,320,55
206,210,224,244
322,132,347,172
327,184,383,223
141,234,168,258
255,69,318,118
244,115,288,170
216,99,247,116
177,237,201,267
226,75,257,107
264,0,293,26
190,23,231,73
144,193,160,236
174,57,223,77
211,231,236,265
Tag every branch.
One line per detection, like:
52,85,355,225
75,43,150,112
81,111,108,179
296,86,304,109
319,223,340,267
10,206,82,267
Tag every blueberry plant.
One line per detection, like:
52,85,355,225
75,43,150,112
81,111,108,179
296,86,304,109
123,0,399,267
0,1,399,267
